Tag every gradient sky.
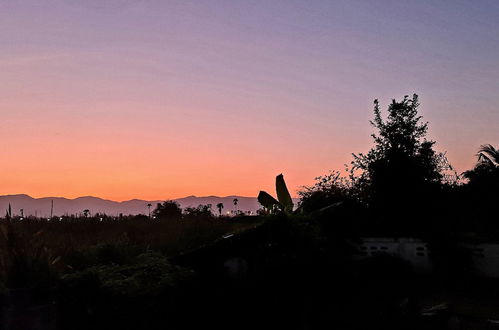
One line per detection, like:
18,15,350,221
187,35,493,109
1,0,499,201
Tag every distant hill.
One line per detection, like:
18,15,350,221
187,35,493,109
0,194,300,217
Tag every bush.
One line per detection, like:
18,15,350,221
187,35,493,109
58,251,196,330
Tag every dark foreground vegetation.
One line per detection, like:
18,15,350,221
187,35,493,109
2,94,499,329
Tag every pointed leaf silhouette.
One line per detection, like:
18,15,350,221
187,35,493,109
276,174,293,212
257,191,281,210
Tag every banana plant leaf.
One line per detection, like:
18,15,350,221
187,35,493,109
276,174,294,212
257,191,281,210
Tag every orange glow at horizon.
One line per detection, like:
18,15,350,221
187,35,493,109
1,102,357,201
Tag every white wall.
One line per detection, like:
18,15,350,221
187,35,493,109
354,238,499,277
354,238,433,273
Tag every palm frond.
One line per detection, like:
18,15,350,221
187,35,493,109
476,144,499,167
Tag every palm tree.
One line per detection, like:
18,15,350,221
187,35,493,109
464,144,499,182
233,198,238,214
216,203,224,216
83,209,90,218
147,203,152,219
477,144,499,167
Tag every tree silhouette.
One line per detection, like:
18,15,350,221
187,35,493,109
461,144,499,234
233,198,238,213
184,204,213,218
153,200,182,220
350,94,447,226
298,171,354,213
463,144,499,183
83,209,90,218
216,203,224,216
477,144,499,167
147,203,152,219
6,203,12,220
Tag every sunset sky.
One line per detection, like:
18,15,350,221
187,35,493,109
1,0,499,201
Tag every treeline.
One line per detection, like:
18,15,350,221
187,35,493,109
2,199,253,222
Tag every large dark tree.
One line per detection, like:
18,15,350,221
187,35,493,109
153,200,182,220
351,94,448,228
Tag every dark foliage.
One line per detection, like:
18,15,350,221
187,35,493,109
459,144,499,236
183,204,213,218
298,170,356,213
58,250,196,330
299,95,454,236
350,94,446,216
152,200,182,220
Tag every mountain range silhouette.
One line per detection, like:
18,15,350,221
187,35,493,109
0,194,299,217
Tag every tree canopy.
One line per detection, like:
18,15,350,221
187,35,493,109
153,200,182,220
350,95,447,214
